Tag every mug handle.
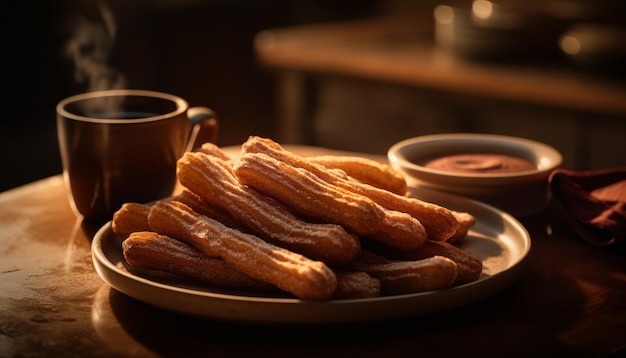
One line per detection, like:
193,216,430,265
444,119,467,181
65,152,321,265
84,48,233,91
186,106,219,152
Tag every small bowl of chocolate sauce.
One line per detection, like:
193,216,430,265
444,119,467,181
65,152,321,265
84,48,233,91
388,133,562,217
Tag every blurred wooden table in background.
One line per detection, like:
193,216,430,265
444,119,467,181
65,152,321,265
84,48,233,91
255,15,626,169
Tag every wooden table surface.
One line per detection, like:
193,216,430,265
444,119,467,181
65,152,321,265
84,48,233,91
255,15,626,145
1,146,626,357
255,15,626,116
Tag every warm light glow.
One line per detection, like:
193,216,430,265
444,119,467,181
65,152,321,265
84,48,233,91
434,5,454,25
472,0,493,20
546,222,552,236
560,35,581,55
538,157,552,169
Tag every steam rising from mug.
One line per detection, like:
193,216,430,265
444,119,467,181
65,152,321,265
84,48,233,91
64,1,127,113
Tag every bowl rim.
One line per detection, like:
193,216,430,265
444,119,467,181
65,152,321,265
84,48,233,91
387,133,563,180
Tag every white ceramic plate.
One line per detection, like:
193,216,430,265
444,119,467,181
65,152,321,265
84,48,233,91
91,186,531,324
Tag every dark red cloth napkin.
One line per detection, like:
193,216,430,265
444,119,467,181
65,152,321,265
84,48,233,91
549,167,626,247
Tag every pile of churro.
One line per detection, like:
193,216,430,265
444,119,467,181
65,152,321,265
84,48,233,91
113,136,482,300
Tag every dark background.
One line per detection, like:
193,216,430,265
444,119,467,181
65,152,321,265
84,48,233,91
1,0,384,192
2,0,625,192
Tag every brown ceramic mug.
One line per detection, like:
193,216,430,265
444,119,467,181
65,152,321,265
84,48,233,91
57,89,219,220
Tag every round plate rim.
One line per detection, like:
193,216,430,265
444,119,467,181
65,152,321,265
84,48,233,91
91,186,531,323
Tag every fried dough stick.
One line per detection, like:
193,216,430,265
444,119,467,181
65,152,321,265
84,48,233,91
240,137,459,241
307,155,407,195
446,211,476,244
112,203,152,239
231,153,385,236
332,270,381,299
194,141,426,249
123,231,271,289
362,240,483,285
196,142,407,196
176,152,361,265
234,152,427,249
148,200,337,300
347,251,458,295
125,230,383,299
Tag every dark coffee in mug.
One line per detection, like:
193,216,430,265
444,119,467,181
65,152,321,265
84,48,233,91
57,89,218,220
89,112,161,119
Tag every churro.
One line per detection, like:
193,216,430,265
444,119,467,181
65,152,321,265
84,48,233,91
307,155,407,195
176,152,361,265
332,270,381,299
447,211,476,244
123,231,271,289
236,150,426,249
363,240,482,285
174,190,241,230
367,209,427,250
196,142,234,167
403,240,482,285
232,152,385,236
147,200,338,300
112,203,152,239
240,136,460,241
114,137,483,300
347,253,458,295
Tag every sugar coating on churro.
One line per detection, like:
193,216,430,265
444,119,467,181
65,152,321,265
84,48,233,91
240,136,460,241
233,152,386,236
123,231,270,289
113,137,481,300
332,270,381,299
177,152,361,265
348,255,459,295
307,154,407,195
148,200,338,300
112,202,152,239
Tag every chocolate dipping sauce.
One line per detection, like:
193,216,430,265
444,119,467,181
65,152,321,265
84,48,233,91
418,153,537,174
